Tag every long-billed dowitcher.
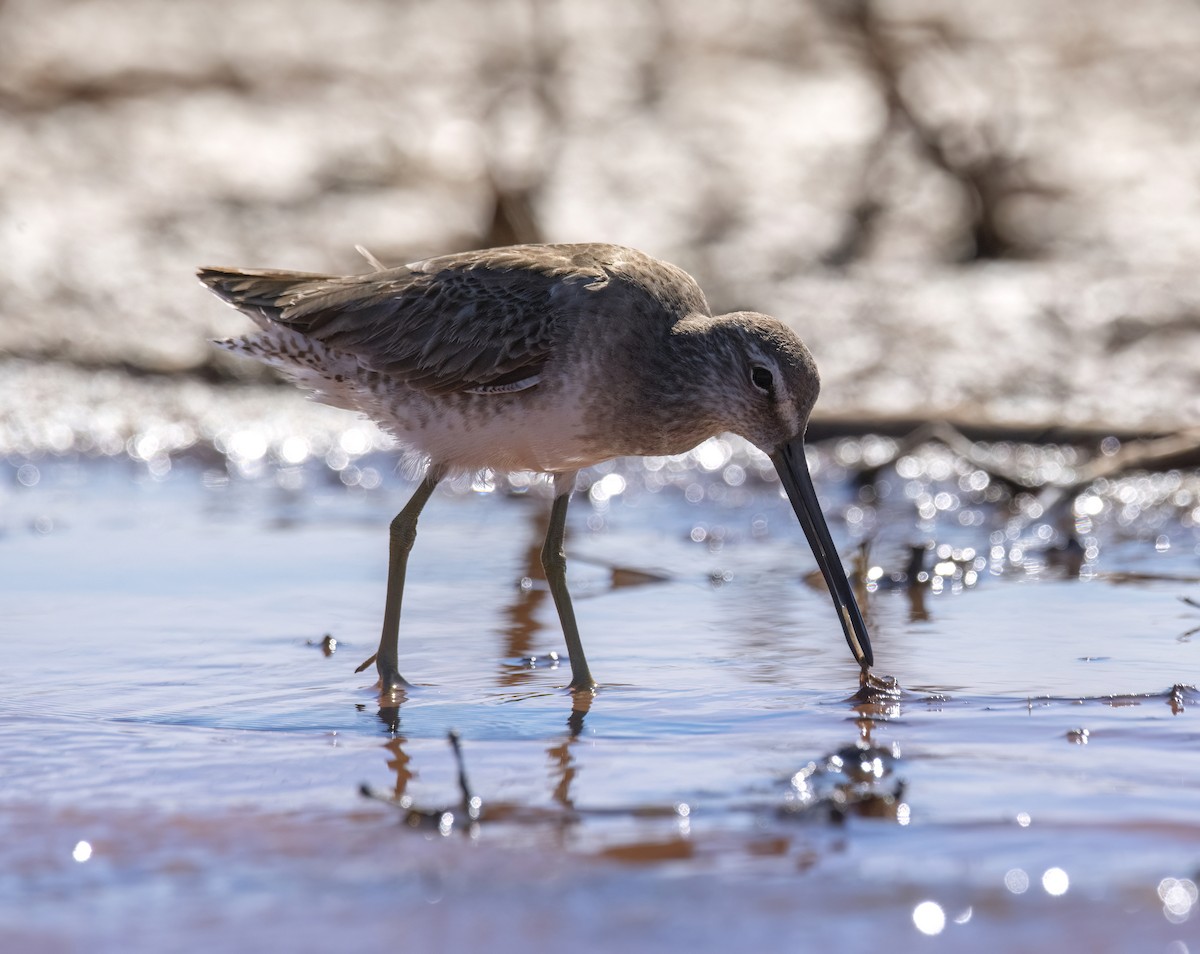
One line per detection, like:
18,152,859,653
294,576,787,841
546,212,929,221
199,243,873,692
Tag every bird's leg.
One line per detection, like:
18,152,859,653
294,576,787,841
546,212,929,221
541,472,597,691
355,470,443,691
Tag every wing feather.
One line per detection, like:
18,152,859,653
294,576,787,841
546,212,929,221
198,243,708,395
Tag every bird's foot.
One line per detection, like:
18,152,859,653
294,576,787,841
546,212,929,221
566,675,598,694
376,666,411,696
356,650,410,697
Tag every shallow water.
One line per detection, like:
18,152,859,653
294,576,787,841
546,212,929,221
2,447,1198,952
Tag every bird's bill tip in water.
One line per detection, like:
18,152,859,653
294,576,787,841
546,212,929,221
770,439,874,669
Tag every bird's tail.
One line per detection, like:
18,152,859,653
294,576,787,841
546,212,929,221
200,267,364,396
197,267,332,330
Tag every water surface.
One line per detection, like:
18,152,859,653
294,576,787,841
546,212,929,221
2,447,1197,952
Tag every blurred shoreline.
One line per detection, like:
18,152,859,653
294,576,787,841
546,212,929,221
3,0,1200,451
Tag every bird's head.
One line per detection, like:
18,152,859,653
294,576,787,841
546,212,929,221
709,312,821,455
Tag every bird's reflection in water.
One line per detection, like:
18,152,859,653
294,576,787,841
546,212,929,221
548,689,592,816
498,497,553,687
361,683,593,836
361,675,910,860
368,691,406,735
381,734,415,803
361,731,482,834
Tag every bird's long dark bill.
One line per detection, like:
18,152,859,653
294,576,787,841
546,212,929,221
770,440,874,669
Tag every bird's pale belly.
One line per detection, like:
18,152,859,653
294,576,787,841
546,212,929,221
368,387,613,475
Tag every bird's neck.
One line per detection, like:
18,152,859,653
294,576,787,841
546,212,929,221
619,315,738,456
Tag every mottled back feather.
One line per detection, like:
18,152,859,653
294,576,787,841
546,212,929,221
199,243,710,396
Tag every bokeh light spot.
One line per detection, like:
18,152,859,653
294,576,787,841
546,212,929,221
912,901,945,935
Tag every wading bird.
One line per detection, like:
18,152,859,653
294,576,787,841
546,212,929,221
199,243,873,692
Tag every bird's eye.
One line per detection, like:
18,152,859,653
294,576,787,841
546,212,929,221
751,365,774,393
